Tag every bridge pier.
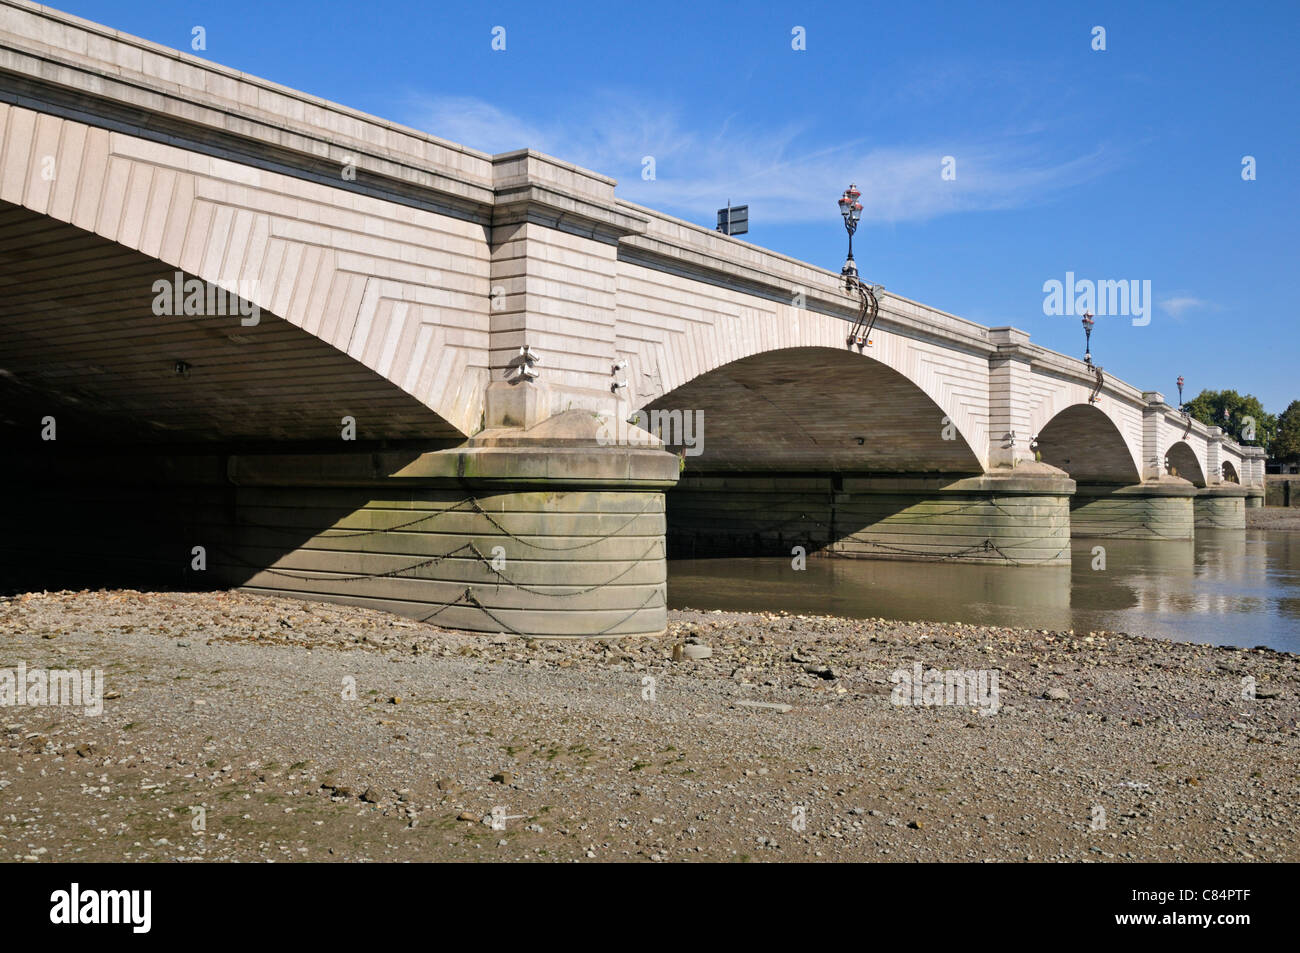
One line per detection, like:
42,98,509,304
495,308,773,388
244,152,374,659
1194,485,1248,529
667,464,1074,566
1069,478,1197,540
3,416,679,638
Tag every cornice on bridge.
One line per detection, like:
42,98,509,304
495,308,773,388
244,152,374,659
0,0,499,217
490,149,648,241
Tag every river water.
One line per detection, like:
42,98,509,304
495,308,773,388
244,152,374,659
667,530,1300,653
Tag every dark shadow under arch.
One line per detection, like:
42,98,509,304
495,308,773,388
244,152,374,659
1036,404,1140,484
1165,441,1206,486
0,199,463,449
0,200,464,603
642,346,982,474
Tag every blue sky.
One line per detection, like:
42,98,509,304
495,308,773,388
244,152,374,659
61,0,1300,412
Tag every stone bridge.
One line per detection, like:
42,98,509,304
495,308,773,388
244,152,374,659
0,1,1265,635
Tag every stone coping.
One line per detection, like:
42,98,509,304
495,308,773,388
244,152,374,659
1073,479,1200,499
2,445,681,489
676,467,1075,496
1195,484,1249,498
223,445,681,488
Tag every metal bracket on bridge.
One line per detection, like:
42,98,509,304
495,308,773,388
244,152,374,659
1087,362,1105,404
846,279,883,349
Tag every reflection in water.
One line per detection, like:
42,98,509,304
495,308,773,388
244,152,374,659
667,531,1300,652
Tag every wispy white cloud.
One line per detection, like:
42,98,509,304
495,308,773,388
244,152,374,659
1159,296,1212,319
404,91,1116,226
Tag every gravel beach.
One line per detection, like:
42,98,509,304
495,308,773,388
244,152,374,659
1248,507,1300,532
1,588,1296,862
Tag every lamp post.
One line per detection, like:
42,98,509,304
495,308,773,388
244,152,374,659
1176,375,1186,417
1082,312,1095,365
837,184,863,286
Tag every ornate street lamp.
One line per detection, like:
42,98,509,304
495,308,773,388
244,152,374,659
837,183,863,285
836,183,883,347
1176,375,1184,409
1081,311,1095,365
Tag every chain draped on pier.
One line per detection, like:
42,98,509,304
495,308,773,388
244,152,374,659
677,494,1073,566
203,495,666,634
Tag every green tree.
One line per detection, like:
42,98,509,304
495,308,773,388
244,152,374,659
1183,389,1276,450
1273,400,1300,464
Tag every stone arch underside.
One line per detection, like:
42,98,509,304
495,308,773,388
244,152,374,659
1036,403,1142,484
1164,440,1207,486
1221,460,1240,483
0,200,461,445
0,102,487,440
641,346,984,473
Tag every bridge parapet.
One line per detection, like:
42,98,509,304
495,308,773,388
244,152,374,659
0,0,497,211
620,200,994,350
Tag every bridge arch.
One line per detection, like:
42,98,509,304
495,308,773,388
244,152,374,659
0,102,484,440
1164,440,1207,486
0,199,466,445
620,284,991,472
1221,460,1240,484
1035,403,1141,484
637,345,983,473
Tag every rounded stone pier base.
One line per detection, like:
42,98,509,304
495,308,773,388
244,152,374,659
1195,485,1248,529
1244,487,1264,510
226,416,680,637
668,462,1075,566
1070,477,1197,539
